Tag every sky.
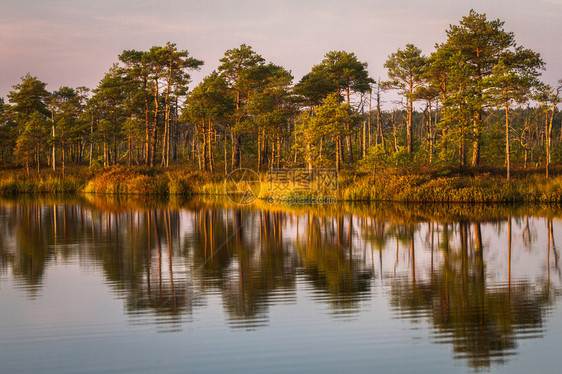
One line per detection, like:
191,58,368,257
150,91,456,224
1,0,561,105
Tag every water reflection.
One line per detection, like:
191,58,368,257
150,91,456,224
389,220,556,369
297,213,373,315
0,197,561,370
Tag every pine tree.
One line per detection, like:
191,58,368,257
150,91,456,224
384,44,427,154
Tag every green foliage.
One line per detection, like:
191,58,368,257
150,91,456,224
0,99,17,161
426,10,546,168
295,50,373,107
0,13,559,188
384,44,426,100
359,144,416,172
8,74,50,120
294,93,357,169
14,112,49,172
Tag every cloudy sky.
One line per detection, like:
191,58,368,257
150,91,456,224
1,0,561,103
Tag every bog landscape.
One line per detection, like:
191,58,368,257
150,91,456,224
0,10,561,201
1,6,562,374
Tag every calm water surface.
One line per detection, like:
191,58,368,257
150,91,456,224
1,197,561,373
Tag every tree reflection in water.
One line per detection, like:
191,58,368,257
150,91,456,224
296,212,373,316
0,197,561,369
389,220,555,369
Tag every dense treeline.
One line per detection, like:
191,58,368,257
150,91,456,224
0,11,560,180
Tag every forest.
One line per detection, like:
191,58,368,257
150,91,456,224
0,10,561,191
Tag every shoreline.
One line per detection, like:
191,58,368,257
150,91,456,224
1,166,562,204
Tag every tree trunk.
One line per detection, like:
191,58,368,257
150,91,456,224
336,137,341,171
362,120,366,158
128,129,132,167
144,78,150,166
342,87,353,167
368,89,372,148
346,127,353,167
306,142,312,171
231,90,242,170
161,106,169,167
376,84,382,148
208,118,214,173
472,111,481,166
174,97,179,161
150,124,157,167
103,139,107,167
338,136,344,168
163,58,174,168
162,75,173,167
151,75,159,167
392,111,398,153
276,133,281,169
190,130,195,162
459,123,466,168
428,102,433,164
113,135,118,166
546,104,555,178
224,135,228,176
232,132,241,169
202,119,208,171
407,96,413,154
257,129,261,171
62,144,66,177
51,109,56,171
505,103,511,181
89,116,94,166
36,146,40,174
196,136,202,171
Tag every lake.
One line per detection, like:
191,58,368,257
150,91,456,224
1,196,561,373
